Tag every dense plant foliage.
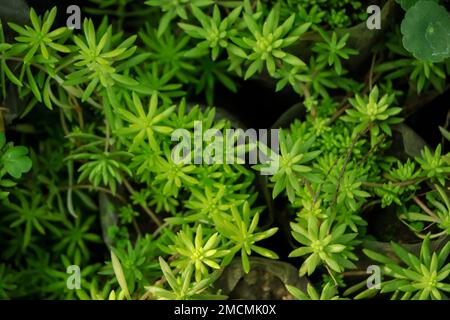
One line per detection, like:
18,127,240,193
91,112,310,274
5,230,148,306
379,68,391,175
0,0,449,301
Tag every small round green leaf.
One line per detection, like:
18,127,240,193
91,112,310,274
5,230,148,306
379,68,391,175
401,1,450,62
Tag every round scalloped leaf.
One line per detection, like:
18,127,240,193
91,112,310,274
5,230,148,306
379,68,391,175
395,0,438,11
401,0,450,62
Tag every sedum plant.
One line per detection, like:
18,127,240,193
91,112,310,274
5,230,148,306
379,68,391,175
179,5,243,61
166,225,229,281
401,184,450,237
0,0,449,302
68,19,139,97
146,257,225,300
286,282,341,300
235,4,311,79
342,86,402,147
269,134,321,203
289,216,359,276
212,201,279,274
362,235,450,300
